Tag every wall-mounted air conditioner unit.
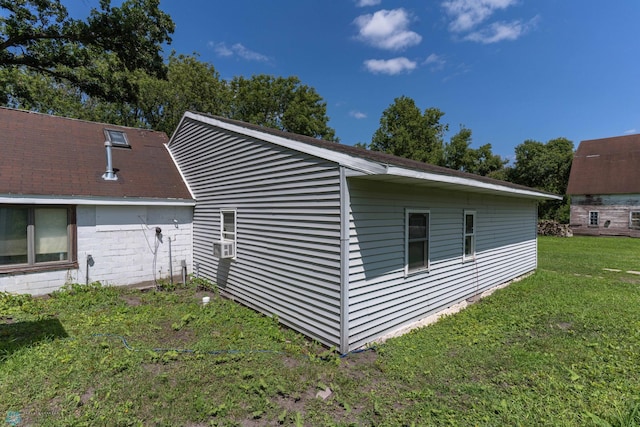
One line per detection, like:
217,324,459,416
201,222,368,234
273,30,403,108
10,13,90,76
213,241,235,258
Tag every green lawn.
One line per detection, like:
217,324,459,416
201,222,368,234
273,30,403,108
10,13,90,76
1,236,640,426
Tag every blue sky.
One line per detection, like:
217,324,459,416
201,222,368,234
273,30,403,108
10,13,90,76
83,1,640,159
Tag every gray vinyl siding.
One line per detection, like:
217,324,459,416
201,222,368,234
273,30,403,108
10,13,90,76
347,179,538,350
169,118,343,348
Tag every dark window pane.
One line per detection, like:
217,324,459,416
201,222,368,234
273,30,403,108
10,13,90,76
408,241,426,270
409,213,427,239
222,211,235,241
0,207,28,265
465,236,474,256
106,130,129,146
465,214,474,234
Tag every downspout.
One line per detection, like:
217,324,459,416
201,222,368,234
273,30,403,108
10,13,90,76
339,166,350,354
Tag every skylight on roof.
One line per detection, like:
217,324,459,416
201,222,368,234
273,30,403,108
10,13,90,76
104,129,130,147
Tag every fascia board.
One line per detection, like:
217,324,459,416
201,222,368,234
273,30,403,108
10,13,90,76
0,195,196,206
164,143,196,200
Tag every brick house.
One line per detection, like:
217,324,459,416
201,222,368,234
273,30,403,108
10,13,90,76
567,134,640,237
0,107,195,295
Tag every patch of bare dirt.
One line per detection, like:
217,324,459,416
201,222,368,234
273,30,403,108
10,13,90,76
120,294,142,306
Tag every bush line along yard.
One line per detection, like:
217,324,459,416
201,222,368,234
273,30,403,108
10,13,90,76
1,236,640,426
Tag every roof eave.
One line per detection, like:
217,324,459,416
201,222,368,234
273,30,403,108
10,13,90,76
0,194,196,206
362,166,562,200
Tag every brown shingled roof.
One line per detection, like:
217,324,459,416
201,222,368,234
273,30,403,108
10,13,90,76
0,107,192,201
567,134,640,195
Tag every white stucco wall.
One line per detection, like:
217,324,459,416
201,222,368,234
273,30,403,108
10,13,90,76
0,205,193,295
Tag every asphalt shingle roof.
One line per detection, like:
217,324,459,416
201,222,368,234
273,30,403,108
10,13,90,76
567,134,640,195
0,107,192,201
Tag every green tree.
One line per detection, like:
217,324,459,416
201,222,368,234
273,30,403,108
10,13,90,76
443,126,474,171
0,65,146,126
507,137,574,221
0,0,174,104
137,53,227,136
509,138,573,194
466,143,506,176
227,75,336,141
371,96,447,164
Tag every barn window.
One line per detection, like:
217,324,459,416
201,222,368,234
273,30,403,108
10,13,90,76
0,206,76,271
630,211,640,230
463,210,476,260
589,211,599,226
405,210,429,275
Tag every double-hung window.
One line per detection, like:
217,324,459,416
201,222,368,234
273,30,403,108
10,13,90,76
406,210,429,274
213,209,236,259
463,211,476,260
221,210,236,243
0,206,75,271
589,211,599,226
630,211,640,230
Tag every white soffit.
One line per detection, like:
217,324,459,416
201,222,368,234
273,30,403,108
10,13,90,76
381,166,562,200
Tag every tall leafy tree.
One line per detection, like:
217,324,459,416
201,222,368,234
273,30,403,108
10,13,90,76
443,126,475,171
0,65,145,127
227,75,336,141
0,0,174,104
507,137,574,221
443,126,506,176
469,143,507,176
370,96,447,164
137,53,227,136
509,138,573,195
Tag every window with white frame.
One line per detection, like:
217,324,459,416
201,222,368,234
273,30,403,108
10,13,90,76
221,210,236,243
0,206,75,270
406,210,429,274
464,210,476,260
630,211,640,230
589,211,599,226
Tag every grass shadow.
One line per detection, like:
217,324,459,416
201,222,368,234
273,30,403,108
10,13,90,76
0,317,68,361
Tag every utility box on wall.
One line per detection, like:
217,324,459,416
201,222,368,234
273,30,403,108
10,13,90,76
213,241,235,259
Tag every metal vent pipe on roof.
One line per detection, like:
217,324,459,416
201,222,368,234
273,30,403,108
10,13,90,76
102,140,118,181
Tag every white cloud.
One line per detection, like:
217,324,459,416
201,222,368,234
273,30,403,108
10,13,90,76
209,42,270,62
354,9,422,51
464,17,537,43
350,110,367,119
356,0,381,7
364,57,417,75
442,0,517,33
441,0,538,44
210,42,233,57
424,53,446,71
624,128,637,135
